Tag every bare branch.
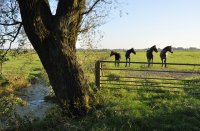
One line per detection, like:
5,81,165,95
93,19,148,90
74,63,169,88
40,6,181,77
0,0,25,58
79,21,103,34
0,21,22,26
82,0,101,15
1,23,22,60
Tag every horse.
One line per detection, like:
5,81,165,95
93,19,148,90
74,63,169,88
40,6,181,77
125,48,136,67
110,51,121,67
160,46,173,67
146,45,158,67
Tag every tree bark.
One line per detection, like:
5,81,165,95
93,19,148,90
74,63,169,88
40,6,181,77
17,0,89,116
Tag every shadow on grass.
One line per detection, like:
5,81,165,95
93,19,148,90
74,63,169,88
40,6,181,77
83,87,200,131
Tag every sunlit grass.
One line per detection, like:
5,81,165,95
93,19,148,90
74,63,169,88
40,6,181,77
1,49,200,130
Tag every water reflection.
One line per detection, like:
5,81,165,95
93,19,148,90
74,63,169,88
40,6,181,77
16,83,56,119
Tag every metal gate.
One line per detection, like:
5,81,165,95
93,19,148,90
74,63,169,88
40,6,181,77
95,61,200,93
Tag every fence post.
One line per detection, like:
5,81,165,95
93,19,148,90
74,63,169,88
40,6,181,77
95,60,101,88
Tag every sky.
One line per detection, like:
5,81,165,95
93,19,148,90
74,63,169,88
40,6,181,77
90,0,200,49
8,0,200,50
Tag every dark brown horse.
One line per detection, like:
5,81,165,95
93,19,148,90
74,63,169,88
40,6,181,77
125,48,136,67
146,45,158,67
160,46,173,67
110,51,121,67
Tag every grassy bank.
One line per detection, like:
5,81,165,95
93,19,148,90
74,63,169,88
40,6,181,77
0,51,45,97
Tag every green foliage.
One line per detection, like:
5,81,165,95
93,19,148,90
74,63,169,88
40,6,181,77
0,94,27,130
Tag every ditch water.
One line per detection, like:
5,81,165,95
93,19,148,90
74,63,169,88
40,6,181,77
16,83,56,119
0,83,57,130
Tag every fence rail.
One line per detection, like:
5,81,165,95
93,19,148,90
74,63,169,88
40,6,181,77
101,68,200,74
99,60,200,66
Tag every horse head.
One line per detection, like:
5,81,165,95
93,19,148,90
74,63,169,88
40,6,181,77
131,48,136,55
110,51,114,56
153,45,158,53
168,46,173,53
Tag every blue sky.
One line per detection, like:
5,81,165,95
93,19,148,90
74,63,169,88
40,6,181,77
95,0,200,49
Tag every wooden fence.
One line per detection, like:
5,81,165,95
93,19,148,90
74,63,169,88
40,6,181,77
95,60,200,93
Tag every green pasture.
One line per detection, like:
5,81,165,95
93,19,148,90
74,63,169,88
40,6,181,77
0,49,200,130
2,51,43,78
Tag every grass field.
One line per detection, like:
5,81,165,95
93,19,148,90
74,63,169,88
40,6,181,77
0,49,200,130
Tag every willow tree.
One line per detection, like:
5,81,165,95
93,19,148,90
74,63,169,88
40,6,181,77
0,0,115,115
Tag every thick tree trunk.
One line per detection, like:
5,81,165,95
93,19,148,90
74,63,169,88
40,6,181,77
40,37,90,115
17,0,90,115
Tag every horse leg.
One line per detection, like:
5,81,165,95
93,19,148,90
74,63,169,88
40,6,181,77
118,60,119,67
161,59,163,67
147,59,150,67
164,59,167,68
125,58,127,67
152,58,153,67
129,58,130,67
